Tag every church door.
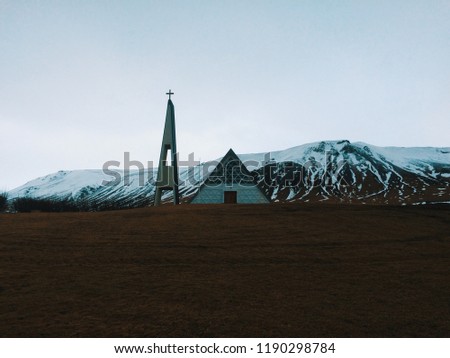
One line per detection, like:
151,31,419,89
224,191,237,204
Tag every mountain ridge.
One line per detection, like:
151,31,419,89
8,140,450,207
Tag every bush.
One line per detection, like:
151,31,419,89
0,192,8,212
12,195,152,213
13,197,79,213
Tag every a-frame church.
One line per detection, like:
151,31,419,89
154,90,269,205
190,149,269,204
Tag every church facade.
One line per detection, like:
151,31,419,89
190,149,269,204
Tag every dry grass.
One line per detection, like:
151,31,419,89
0,203,449,337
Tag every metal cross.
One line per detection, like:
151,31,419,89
166,89,174,99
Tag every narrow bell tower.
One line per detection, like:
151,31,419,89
154,90,180,206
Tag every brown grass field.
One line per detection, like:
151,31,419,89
0,203,449,337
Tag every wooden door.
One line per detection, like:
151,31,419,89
224,191,237,204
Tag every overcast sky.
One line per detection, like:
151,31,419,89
1,0,449,190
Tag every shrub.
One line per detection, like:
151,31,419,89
12,195,152,213
0,192,8,212
13,197,79,213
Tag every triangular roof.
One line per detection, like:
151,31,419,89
203,148,255,186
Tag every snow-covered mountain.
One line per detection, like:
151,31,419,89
251,140,450,204
8,140,450,207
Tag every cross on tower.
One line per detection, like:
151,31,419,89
166,89,174,100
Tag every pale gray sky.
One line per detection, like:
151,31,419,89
1,0,449,190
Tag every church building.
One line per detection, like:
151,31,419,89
190,149,269,204
154,91,269,205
